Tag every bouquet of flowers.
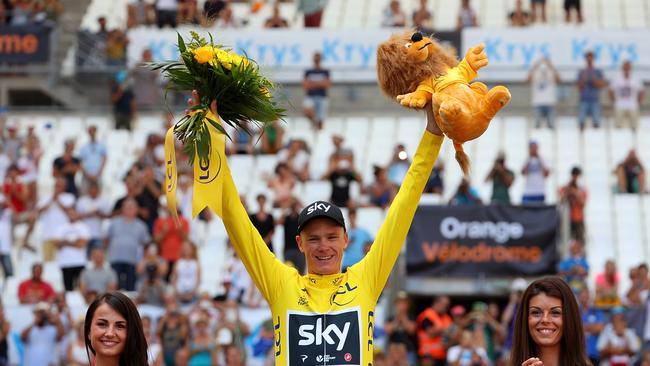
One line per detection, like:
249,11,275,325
151,31,284,164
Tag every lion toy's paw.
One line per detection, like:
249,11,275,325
466,43,488,71
396,92,428,109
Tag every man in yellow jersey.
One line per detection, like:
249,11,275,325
189,90,444,366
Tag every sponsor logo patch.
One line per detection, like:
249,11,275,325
287,308,361,365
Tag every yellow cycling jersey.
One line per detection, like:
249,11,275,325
221,130,443,365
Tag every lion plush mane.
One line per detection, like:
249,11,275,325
377,33,458,99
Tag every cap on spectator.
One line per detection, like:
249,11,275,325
511,277,528,292
297,201,346,234
396,291,409,300
472,301,488,312
451,305,466,316
34,302,50,312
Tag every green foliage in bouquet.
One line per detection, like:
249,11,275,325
151,31,285,164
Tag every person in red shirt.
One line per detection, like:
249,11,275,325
18,263,56,304
559,166,588,243
2,164,28,214
417,295,453,365
153,209,189,279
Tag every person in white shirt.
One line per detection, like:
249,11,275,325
21,302,65,366
609,61,645,131
521,140,550,204
597,308,640,366
447,330,489,366
0,150,10,183
54,207,90,291
171,241,200,304
528,57,561,129
76,180,111,255
37,177,76,262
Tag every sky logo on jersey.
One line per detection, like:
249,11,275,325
288,309,361,365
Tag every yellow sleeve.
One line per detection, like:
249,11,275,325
415,78,436,95
353,130,443,299
220,170,293,304
456,58,477,83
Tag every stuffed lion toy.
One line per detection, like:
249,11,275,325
377,31,511,176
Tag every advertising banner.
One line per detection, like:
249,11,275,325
127,28,461,82
0,24,52,63
462,27,650,81
407,205,559,277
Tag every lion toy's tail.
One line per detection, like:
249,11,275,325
454,142,471,178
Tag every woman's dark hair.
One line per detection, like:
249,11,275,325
510,277,590,366
85,291,148,366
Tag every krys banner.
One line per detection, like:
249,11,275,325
0,25,52,63
407,205,559,277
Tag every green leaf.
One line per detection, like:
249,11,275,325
177,32,186,53
206,117,232,141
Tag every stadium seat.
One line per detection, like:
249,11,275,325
356,207,385,239
301,180,331,204
624,0,648,27
322,0,343,28
601,0,623,28
229,155,255,192
434,0,460,30
341,0,365,28
614,195,644,277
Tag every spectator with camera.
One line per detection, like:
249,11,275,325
157,300,190,366
560,166,588,242
466,302,504,364
136,259,168,307
485,153,515,205
615,149,647,194
21,302,65,366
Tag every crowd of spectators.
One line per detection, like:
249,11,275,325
367,260,650,366
528,53,645,132
0,0,63,25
